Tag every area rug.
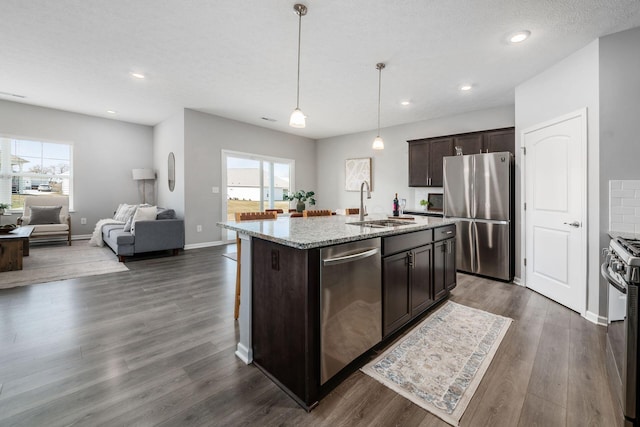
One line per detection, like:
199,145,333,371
361,301,512,426
0,240,129,289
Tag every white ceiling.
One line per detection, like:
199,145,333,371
2,0,640,140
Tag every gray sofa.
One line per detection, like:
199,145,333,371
102,212,185,262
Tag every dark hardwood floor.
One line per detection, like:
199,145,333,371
0,243,622,426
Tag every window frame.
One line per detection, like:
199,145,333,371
0,135,74,212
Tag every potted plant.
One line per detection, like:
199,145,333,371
419,199,430,211
0,203,9,215
284,190,316,212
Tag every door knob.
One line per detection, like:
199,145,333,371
563,221,580,228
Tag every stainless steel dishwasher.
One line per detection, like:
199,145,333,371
320,237,381,384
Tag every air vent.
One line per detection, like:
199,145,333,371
261,117,277,122
0,91,26,98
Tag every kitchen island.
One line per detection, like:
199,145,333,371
218,213,457,410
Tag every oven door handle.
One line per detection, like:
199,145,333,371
601,261,627,294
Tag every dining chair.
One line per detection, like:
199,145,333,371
302,209,333,217
233,211,278,319
265,208,284,214
345,208,360,215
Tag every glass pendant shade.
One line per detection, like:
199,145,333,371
372,135,384,150
289,107,306,128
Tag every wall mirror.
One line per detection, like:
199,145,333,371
168,152,175,192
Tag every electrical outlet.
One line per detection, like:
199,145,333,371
212,186,219,193
196,225,202,232
80,218,87,225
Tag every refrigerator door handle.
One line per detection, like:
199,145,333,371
471,221,478,273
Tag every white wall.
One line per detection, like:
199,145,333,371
0,99,153,235
315,106,515,215
153,110,185,218
515,40,601,318
182,109,316,245
599,26,640,316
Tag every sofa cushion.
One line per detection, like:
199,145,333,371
30,206,62,224
131,206,157,235
123,216,133,232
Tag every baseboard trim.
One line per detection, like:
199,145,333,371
184,240,227,250
585,310,607,326
512,276,524,286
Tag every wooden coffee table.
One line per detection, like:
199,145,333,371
0,225,34,271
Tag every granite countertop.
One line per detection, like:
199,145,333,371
609,230,640,240
217,213,456,249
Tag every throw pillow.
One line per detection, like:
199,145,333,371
123,216,133,232
114,204,137,223
30,206,62,224
131,206,157,235
156,208,176,220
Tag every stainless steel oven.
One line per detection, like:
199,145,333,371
602,236,640,426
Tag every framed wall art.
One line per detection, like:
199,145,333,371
345,157,372,191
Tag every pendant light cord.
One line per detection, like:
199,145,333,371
296,9,302,109
377,66,381,135
376,63,385,136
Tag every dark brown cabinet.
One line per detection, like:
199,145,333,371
381,226,456,338
453,133,483,156
484,128,515,153
408,137,453,187
433,238,456,301
408,127,514,187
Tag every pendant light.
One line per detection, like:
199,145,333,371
372,62,385,150
289,4,307,128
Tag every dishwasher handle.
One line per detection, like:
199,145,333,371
322,247,380,266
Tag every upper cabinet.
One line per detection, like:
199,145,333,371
408,137,453,187
408,127,514,187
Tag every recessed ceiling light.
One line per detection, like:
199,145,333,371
459,84,473,91
400,100,411,106
509,31,531,44
130,72,145,79
107,110,116,114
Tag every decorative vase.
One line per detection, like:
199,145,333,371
296,201,305,213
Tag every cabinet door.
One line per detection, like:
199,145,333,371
433,240,448,301
484,128,515,154
408,140,430,187
382,252,411,337
445,238,457,290
428,138,454,187
453,133,483,156
410,244,434,315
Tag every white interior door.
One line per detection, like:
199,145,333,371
523,109,587,315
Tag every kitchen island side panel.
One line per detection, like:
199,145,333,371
251,238,320,409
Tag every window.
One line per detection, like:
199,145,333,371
221,150,294,240
0,137,73,210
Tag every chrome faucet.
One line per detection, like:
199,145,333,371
359,180,370,221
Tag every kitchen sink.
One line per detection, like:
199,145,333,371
347,219,416,228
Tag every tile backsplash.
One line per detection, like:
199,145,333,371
610,180,640,233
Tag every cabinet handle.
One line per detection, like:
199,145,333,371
407,252,414,269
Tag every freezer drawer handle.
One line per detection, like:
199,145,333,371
444,230,453,234
563,221,580,228
323,248,379,266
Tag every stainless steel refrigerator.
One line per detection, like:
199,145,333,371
443,152,514,281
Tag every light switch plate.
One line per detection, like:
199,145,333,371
80,218,87,225
212,186,219,193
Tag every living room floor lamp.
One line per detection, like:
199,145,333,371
132,168,156,204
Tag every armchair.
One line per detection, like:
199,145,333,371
17,195,71,245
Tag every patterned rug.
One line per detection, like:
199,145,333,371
361,301,512,426
0,240,129,289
